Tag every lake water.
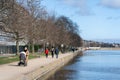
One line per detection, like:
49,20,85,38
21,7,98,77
46,50,120,80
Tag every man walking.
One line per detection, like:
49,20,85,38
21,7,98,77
55,47,59,58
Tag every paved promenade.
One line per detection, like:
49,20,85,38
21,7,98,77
0,52,74,80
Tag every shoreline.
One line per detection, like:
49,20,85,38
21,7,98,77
100,47,120,50
84,47,120,50
37,51,82,80
29,51,82,80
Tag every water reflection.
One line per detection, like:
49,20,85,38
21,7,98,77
46,54,81,80
47,50,120,80
47,69,76,80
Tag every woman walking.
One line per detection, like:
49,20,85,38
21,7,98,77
45,48,49,58
24,47,29,66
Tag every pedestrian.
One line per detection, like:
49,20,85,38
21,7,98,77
55,47,59,58
24,47,29,65
45,47,49,58
72,47,75,52
51,47,55,58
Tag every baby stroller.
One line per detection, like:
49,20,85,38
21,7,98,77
18,51,27,66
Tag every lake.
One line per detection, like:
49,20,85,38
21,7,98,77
46,50,120,80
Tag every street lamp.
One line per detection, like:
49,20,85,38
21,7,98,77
61,44,64,53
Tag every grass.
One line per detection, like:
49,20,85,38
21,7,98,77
0,56,19,65
0,53,42,65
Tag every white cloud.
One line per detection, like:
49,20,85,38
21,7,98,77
63,0,86,7
101,0,120,8
61,0,92,16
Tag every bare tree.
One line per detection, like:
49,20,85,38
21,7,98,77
55,16,83,47
0,0,83,54
26,0,47,53
0,1,30,55
55,16,71,46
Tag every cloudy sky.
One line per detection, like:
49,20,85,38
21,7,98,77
42,0,120,42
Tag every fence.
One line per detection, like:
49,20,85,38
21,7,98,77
0,45,24,54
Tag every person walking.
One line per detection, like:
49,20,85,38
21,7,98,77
55,47,59,58
45,47,49,58
51,47,55,58
24,47,29,65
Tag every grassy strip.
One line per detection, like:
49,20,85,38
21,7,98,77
0,56,19,65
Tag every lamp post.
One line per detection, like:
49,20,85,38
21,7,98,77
46,42,49,48
61,44,64,53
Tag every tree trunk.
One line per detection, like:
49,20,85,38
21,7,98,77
16,32,19,55
31,41,35,54
28,42,31,53
16,40,19,55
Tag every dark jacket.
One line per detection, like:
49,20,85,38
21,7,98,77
55,48,59,54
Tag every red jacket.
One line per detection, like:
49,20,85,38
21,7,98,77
45,49,49,54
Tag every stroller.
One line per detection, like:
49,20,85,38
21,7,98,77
18,51,27,66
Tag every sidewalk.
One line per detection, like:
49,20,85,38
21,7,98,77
0,52,73,80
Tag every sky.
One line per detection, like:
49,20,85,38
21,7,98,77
42,0,120,43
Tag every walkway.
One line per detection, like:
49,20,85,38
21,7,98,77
0,52,73,80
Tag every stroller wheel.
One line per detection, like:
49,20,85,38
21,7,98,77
18,62,21,66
